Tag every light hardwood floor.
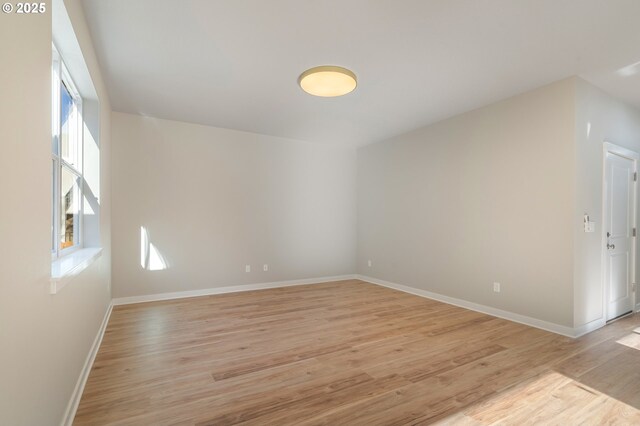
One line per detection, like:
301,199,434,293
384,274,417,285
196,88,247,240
75,280,640,425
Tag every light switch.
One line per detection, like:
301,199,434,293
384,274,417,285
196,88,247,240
584,214,595,233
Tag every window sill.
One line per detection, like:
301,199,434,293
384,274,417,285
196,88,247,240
50,247,103,294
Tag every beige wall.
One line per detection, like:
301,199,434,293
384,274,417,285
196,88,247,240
0,0,112,424
357,79,576,327
110,112,357,298
574,78,640,327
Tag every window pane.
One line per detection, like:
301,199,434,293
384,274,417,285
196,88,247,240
60,166,80,250
60,81,79,167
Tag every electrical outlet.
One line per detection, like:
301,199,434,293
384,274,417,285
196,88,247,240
367,260,372,267
245,265,251,273
263,264,268,272
493,282,501,293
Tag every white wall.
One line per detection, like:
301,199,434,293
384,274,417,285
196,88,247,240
111,112,357,298
357,79,576,327
574,78,640,328
0,0,112,424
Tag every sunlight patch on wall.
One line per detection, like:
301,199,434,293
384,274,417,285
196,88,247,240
616,61,640,77
140,226,168,271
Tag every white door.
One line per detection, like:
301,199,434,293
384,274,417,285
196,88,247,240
603,144,637,321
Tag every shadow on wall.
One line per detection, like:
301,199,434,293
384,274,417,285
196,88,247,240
140,226,168,271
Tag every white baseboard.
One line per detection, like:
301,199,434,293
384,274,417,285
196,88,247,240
357,274,583,338
62,301,113,426
112,274,358,306
572,317,606,338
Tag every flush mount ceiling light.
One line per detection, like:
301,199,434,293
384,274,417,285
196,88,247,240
298,65,357,97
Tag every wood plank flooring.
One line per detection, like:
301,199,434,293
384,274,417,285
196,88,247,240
74,280,640,425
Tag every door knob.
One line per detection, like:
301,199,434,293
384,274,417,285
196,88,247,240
607,243,615,249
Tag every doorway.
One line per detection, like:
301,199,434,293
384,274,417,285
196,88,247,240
603,142,638,321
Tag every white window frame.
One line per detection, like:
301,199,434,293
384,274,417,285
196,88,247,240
52,44,84,260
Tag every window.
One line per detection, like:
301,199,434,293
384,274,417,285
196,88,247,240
52,46,83,258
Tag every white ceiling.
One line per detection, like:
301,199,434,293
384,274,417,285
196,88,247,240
82,0,640,146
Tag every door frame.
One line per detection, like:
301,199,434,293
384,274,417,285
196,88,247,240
602,141,639,321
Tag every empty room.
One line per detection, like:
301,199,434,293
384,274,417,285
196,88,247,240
4,0,640,424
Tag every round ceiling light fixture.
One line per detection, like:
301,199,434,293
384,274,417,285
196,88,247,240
298,65,357,97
